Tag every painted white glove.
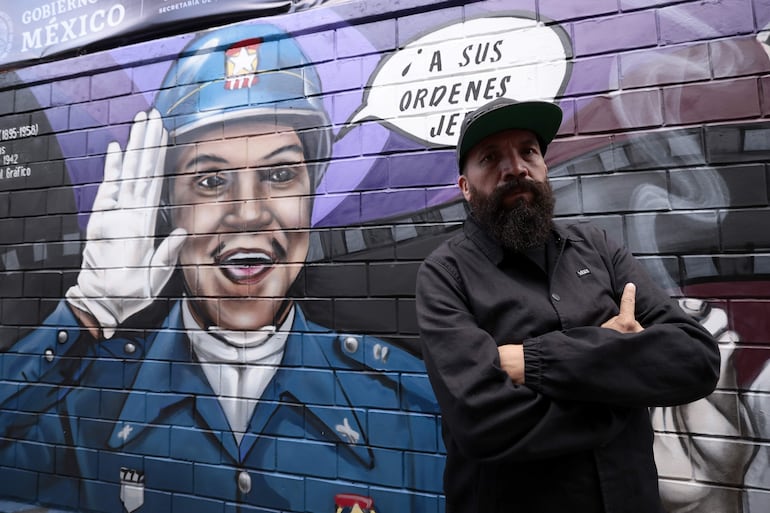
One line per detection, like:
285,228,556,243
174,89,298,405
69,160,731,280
654,298,752,512
66,110,186,339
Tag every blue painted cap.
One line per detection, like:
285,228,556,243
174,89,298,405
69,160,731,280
154,23,331,181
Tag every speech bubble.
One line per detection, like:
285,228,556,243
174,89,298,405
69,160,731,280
339,16,572,147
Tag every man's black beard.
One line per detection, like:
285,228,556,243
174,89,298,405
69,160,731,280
468,178,555,253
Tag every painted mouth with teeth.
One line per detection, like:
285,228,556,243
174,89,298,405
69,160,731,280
215,249,275,284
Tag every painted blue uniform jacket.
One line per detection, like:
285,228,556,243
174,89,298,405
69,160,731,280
0,301,443,513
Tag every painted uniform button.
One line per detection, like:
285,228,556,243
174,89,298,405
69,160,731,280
44,349,54,362
551,293,561,301
342,336,359,354
124,343,136,354
238,470,252,494
57,330,68,344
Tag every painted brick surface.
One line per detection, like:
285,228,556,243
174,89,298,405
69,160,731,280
581,170,670,213
663,77,761,124
566,55,619,95
576,89,664,132
620,43,711,89
721,209,770,249
670,164,769,208
540,0,618,20
659,0,755,44
712,36,770,78
573,11,659,56
0,0,768,512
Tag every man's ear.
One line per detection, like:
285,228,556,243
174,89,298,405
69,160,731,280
458,174,471,202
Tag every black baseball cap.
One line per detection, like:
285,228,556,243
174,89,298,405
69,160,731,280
456,98,563,173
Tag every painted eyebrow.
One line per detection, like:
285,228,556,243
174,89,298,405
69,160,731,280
259,143,305,165
181,154,229,173
180,143,306,173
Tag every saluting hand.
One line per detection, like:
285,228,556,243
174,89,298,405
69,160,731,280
66,110,187,339
601,282,644,334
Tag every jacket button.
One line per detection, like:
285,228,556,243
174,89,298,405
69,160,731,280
124,343,136,355
342,336,359,354
57,330,68,344
44,349,54,362
238,470,252,494
551,293,561,302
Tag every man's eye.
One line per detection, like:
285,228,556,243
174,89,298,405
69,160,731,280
479,153,495,164
525,147,541,156
196,174,226,189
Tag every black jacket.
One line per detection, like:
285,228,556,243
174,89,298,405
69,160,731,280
415,217,720,513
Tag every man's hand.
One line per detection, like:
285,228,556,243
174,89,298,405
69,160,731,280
498,344,525,384
601,282,644,334
66,109,187,339
498,283,642,385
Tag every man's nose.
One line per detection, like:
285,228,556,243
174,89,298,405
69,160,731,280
500,152,529,181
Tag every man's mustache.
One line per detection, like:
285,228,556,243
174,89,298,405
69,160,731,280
490,179,543,204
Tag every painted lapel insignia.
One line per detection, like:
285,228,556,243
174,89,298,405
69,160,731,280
120,467,145,513
335,493,376,513
117,423,133,442
335,417,361,444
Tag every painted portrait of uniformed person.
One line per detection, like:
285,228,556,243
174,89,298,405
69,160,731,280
0,22,438,513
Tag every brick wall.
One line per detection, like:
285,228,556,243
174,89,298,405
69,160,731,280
0,0,767,511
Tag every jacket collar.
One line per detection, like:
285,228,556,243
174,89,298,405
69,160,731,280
108,302,373,467
463,214,582,266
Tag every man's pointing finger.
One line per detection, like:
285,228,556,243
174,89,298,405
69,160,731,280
619,282,637,318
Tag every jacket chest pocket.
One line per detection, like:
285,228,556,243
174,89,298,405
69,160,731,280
550,255,619,329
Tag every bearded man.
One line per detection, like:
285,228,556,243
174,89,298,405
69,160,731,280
415,97,721,513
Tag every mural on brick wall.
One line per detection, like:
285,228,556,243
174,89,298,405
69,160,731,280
0,19,443,513
0,0,768,512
